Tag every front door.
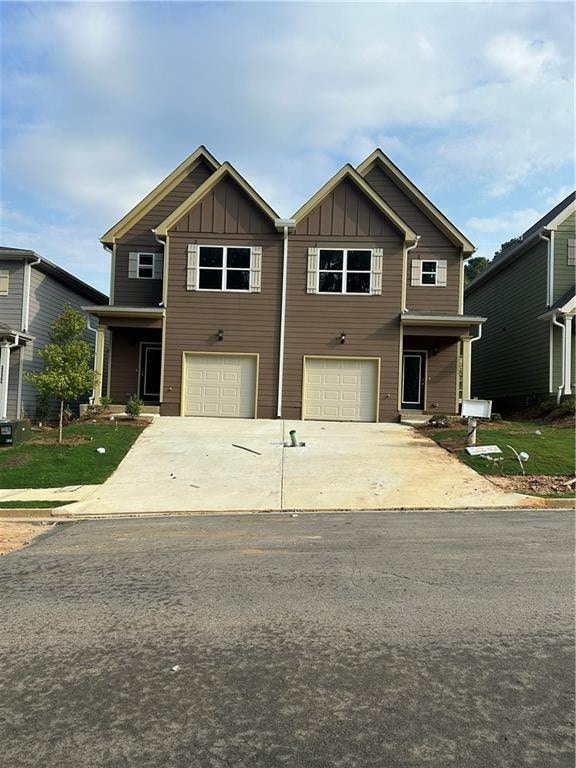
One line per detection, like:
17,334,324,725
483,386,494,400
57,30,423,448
139,344,161,403
402,351,426,410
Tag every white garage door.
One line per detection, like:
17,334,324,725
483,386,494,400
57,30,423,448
303,357,379,422
183,354,257,418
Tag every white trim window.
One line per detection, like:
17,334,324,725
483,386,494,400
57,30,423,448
411,259,448,287
137,253,155,279
317,248,372,294
128,251,163,280
198,245,252,292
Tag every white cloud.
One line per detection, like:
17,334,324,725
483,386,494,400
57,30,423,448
467,208,543,234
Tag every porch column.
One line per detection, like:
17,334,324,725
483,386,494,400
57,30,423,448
564,315,573,395
93,326,106,402
0,342,11,420
461,338,472,401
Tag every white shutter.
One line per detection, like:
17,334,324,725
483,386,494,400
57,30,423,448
128,252,139,279
186,244,199,291
0,271,8,296
250,246,262,293
436,260,448,287
411,259,422,287
371,249,383,295
307,247,319,294
568,239,576,266
153,252,164,280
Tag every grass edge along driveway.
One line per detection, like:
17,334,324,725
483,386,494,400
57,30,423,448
0,422,146,488
427,420,575,478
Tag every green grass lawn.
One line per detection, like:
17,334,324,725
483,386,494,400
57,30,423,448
0,422,146,489
428,421,575,477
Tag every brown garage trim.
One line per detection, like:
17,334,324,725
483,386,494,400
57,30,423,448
301,355,381,422
180,351,260,418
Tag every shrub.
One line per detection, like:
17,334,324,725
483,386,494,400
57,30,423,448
428,414,450,427
126,395,143,419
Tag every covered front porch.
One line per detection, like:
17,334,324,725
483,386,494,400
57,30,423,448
82,306,165,408
400,310,486,418
0,325,33,420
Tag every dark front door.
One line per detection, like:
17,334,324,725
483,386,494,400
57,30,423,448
139,344,161,403
402,351,426,410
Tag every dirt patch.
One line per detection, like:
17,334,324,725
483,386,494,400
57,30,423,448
0,522,50,556
81,416,152,428
0,452,33,470
31,435,93,447
488,475,576,497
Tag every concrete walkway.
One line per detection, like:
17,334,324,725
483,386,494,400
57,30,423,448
0,485,99,503
65,418,536,515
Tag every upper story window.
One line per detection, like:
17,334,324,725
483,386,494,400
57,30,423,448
128,251,163,280
199,246,251,291
318,249,372,294
186,244,262,293
411,259,447,287
0,271,8,296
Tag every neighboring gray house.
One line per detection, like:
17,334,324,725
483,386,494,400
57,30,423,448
0,247,107,421
465,192,575,411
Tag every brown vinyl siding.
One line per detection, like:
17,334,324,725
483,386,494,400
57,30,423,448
109,328,162,403
363,165,462,312
113,160,214,307
162,177,282,418
403,336,459,413
287,178,405,422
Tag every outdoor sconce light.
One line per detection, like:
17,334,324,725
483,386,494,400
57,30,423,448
340,332,346,344
432,344,439,356
217,329,224,342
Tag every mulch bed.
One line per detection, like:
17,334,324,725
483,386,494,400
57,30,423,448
488,475,576,497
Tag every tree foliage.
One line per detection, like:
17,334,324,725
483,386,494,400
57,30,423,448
25,306,97,442
464,256,489,286
494,237,521,260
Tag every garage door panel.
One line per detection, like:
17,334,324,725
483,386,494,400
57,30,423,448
304,358,378,422
183,354,257,418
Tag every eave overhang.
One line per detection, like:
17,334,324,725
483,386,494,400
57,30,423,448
82,306,165,320
401,311,486,328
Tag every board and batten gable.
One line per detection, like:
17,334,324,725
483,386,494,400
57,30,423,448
286,176,405,422
18,268,102,419
162,174,283,418
0,259,25,329
362,164,462,312
465,240,549,402
113,160,215,307
553,211,576,303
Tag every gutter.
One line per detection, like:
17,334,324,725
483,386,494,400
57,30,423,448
274,218,296,418
402,236,420,311
552,312,565,404
102,243,114,306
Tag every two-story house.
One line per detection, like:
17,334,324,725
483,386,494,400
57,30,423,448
87,146,483,423
0,247,107,421
465,192,575,411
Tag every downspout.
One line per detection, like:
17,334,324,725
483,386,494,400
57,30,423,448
552,312,565,404
103,243,114,305
403,236,421,311
85,316,98,404
539,230,553,307
154,232,168,405
274,218,296,418
21,254,41,332
462,324,482,401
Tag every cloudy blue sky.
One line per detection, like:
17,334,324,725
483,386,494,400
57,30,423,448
1,1,574,294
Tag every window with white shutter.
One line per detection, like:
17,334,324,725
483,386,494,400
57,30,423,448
250,246,262,293
371,248,383,295
307,247,319,294
568,238,575,266
186,244,199,290
0,271,8,296
411,259,447,287
193,245,254,292
128,252,163,280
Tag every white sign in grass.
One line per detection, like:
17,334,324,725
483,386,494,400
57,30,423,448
465,445,502,456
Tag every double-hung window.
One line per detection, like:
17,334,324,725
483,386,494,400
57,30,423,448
318,249,372,294
137,253,155,279
198,246,251,291
128,251,163,280
411,259,447,287
421,260,439,285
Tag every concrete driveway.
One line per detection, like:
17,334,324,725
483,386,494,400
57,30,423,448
69,417,533,515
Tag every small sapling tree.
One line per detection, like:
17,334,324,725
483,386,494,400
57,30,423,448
25,306,98,444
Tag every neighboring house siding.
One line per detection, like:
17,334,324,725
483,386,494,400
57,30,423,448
286,177,405,422
162,176,283,418
0,259,25,329
19,269,98,419
553,211,576,303
363,165,462,312
113,161,214,307
465,240,549,403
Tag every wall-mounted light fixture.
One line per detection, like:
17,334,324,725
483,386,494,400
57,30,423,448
432,344,439,356
340,332,346,345
217,329,224,342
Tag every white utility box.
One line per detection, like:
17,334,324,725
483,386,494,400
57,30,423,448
461,399,492,419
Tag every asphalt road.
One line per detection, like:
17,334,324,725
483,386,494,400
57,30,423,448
0,510,573,768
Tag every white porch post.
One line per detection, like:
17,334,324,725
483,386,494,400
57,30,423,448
564,315,573,395
462,338,472,401
93,326,106,402
0,342,11,420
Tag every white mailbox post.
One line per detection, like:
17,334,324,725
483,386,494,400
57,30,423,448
461,399,492,446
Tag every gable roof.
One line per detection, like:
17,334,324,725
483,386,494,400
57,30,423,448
356,149,475,253
512,191,575,245
153,162,279,237
291,164,418,242
0,247,107,304
100,145,220,245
